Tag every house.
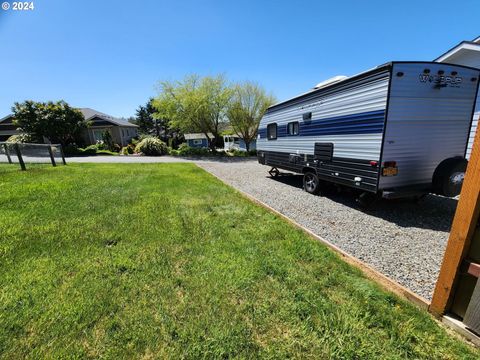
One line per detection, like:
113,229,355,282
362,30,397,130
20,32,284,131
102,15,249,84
184,133,212,148
79,108,138,146
223,134,256,152
435,36,480,159
0,114,19,141
0,108,139,146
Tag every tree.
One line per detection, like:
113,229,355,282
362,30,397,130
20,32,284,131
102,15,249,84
12,100,87,146
227,81,276,151
132,98,165,138
154,74,232,151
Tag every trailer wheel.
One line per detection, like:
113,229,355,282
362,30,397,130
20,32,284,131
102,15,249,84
303,172,321,195
432,157,468,197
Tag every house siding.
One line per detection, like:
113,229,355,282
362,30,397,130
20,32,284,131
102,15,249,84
187,138,208,148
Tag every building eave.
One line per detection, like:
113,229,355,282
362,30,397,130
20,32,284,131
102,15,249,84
434,41,480,62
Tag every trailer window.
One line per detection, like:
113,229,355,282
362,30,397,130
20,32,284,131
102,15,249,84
267,123,277,140
287,121,299,136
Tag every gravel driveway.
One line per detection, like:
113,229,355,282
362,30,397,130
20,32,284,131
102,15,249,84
198,159,456,301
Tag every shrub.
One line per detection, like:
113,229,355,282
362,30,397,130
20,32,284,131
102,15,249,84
6,133,33,143
101,131,115,151
226,149,257,157
228,149,247,157
80,145,98,156
177,143,210,156
96,150,118,156
121,143,136,155
63,143,81,156
134,136,167,156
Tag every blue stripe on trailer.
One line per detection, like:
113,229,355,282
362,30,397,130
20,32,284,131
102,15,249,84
258,109,385,138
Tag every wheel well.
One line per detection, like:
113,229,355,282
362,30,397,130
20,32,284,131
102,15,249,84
302,167,317,174
432,156,468,196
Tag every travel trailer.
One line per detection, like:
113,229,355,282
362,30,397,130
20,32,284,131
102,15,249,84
257,61,480,205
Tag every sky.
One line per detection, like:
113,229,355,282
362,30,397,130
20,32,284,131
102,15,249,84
0,0,479,118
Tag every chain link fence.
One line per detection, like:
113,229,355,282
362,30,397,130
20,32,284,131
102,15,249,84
0,142,66,170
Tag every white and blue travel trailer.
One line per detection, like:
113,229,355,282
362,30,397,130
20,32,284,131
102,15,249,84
257,62,480,204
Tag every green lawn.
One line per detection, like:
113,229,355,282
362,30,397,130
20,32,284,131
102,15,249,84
0,163,477,359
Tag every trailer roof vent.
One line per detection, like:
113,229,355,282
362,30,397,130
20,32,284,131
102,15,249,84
314,75,348,89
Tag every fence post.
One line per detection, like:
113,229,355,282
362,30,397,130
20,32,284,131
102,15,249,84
48,145,56,167
14,143,26,171
3,143,12,164
59,145,66,165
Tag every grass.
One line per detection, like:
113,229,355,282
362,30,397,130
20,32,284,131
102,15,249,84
0,163,478,359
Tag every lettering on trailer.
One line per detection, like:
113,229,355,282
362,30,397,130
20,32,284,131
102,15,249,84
419,74,463,88
301,99,325,110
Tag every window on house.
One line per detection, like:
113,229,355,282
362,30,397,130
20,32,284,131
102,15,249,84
193,139,203,145
287,121,299,136
93,130,104,142
267,123,277,140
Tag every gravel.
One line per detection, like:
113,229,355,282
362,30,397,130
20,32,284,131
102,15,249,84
198,159,457,300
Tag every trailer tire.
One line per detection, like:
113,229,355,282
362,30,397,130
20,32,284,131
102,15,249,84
303,172,321,195
432,157,468,197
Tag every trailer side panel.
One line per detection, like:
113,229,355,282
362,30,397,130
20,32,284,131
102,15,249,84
257,70,390,192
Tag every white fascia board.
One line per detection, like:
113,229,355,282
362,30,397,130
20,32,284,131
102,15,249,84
436,42,480,62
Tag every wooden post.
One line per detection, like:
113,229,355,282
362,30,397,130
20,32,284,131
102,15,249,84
430,127,480,316
48,145,56,167
59,145,66,165
14,143,26,171
3,143,12,164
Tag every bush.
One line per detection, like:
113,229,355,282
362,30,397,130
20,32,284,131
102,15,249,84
228,149,247,157
80,145,98,156
177,143,210,156
63,143,120,157
121,143,136,155
63,143,81,156
6,133,33,143
226,149,257,157
101,131,115,151
96,150,118,156
134,136,167,156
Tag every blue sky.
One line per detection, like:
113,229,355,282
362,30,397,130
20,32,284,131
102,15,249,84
0,0,478,118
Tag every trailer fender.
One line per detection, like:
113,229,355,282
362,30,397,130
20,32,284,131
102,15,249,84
432,157,468,197
302,166,317,174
